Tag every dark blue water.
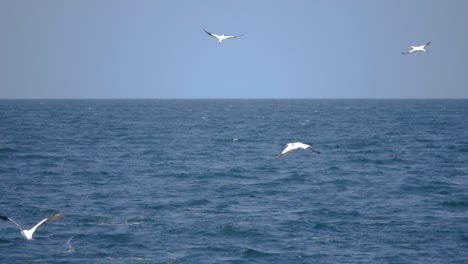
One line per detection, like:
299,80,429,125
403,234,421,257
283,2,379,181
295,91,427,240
0,99,467,263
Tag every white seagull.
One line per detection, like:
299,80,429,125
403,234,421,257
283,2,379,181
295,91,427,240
275,142,321,160
203,29,243,44
0,212,64,240
402,41,431,54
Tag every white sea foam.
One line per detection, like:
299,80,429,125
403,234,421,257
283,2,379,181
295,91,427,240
66,236,75,253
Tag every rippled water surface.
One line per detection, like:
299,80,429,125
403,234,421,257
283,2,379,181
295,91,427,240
0,99,467,263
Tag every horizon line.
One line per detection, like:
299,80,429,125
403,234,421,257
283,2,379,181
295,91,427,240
0,97,467,100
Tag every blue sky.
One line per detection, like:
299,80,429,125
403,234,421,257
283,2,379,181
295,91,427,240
1,0,467,99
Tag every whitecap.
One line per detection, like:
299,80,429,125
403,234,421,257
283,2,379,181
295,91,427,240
66,236,75,253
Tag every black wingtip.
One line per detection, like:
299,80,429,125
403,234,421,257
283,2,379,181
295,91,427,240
0,215,9,221
47,212,64,221
307,147,321,154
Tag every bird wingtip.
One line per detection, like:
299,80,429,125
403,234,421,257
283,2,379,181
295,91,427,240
47,212,64,221
0,215,9,221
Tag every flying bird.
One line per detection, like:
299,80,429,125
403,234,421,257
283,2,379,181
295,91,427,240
275,142,321,160
401,41,431,54
0,212,64,240
203,29,243,44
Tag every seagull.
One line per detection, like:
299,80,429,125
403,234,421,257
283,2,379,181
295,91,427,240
203,29,243,44
401,41,431,54
275,142,321,160
0,212,64,240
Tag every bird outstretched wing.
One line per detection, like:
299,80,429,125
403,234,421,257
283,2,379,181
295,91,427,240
203,29,217,38
28,212,64,237
225,34,244,39
274,144,295,159
307,146,321,154
274,153,285,160
0,215,23,230
47,212,64,222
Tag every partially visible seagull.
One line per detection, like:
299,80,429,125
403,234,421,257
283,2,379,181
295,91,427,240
402,41,431,54
0,212,64,240
275,142,321,160
203,29,243,44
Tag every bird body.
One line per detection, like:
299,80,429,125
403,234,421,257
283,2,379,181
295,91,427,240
0,212,64,240
402,41,431,54
275,142,320,159
203,29,243,44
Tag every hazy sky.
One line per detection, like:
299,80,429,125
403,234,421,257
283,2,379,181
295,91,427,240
1,0,467,99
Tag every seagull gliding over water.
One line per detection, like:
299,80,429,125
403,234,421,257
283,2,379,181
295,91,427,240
203,29,243,44
0,212,64,240
275,142,321,160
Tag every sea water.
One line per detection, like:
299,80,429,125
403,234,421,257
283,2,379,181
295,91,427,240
0,99,467,263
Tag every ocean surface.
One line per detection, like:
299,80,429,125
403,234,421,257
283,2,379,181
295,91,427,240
0,99,467,263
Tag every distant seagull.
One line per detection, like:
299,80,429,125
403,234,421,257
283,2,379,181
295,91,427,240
203,29,243,44
401,41,431,54
275,142,321,160
0,212,64,240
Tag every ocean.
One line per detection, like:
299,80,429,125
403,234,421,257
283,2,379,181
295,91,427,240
0,99,467,263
